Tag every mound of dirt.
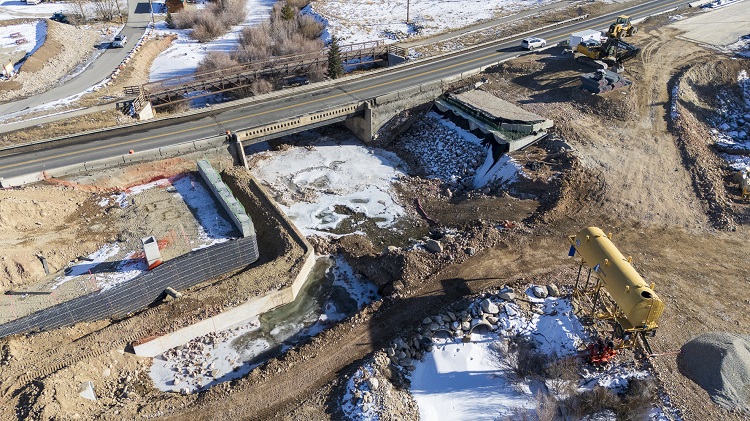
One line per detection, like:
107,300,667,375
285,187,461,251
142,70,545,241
678,332,750,413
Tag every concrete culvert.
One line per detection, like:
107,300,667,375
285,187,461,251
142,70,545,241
677,332,750,413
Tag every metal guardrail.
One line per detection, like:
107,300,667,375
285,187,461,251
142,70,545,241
0,235,259,339
124,40,389,107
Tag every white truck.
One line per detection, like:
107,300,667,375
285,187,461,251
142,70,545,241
569,29,603,49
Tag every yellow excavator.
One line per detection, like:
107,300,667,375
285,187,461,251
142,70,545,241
608,15,637,38
574,37,640,72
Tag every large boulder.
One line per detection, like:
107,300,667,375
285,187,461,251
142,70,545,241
532,285,548,299
424,239,443,253
480,298,499,314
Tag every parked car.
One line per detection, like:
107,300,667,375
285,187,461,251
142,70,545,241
26,0,41,5
283,75,310,87
50,12,69,24
112,35,127,48
521,37,546,50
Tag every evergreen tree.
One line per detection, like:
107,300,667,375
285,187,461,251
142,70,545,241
165,10,174,29
281,3,295,21
327,36,344,79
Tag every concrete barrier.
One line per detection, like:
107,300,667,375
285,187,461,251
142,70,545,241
122,149,160,164
159,143,197,157
46,163,88,177
0,172,45,188
84,156,126,172
193,136,225,150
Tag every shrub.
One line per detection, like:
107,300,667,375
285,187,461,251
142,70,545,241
192,14,227,43
239,24,272,52
545,356,581,396
618,378,657,421
298,14,323,40
286,0,308,9
308,63,327,82
172,9,200,30
273,33,322,56
196,52,239,73
250,79,274,95
504,335,549,380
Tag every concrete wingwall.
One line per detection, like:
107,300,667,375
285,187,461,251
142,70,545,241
197,160,255,238
133,173,316,358
344,81,445,143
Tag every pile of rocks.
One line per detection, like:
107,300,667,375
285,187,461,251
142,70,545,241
386,284,560,370
397,113,487,186
341,284,562,418
678,332,750,413
160,328,242,393
342,352,419,420
710,70,750,158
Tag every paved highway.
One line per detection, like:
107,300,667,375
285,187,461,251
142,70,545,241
0,0,688,180
0,0,152,117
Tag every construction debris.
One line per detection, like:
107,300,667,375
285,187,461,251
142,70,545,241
580,69,632,94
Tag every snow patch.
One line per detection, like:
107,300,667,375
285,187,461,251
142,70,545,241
252,139,407,237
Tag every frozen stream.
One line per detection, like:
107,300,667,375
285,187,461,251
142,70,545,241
150,255,379,393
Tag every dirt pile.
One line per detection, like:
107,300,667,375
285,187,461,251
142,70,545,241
678,332,750,413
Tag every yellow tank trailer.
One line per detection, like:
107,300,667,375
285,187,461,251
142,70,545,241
568,227,665,349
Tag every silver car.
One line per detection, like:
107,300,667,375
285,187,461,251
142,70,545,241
521,37,546,50
112,35,127,48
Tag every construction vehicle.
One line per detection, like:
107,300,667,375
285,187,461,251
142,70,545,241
608,15,637,38
574,37,640,72
568,227,665,354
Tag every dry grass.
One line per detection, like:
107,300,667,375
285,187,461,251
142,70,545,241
0,110,130,147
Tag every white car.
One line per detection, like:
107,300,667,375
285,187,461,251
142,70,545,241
521,37,546,50
112,35,127,48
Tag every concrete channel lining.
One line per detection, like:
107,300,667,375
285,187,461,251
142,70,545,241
198,160,255,238
133,174,316,357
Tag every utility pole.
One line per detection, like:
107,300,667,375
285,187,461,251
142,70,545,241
406,0,410,24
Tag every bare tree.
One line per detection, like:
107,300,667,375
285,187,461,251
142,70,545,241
91,0,124,22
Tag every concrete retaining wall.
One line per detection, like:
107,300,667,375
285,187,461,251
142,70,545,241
197,160,255,238
133,173,316,358
133,250,315,357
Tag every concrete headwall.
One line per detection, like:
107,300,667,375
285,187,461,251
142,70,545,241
344,81,445,143
197,160,255,238
133,172,316,357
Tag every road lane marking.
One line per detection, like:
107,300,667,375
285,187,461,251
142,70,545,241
0,0,685,172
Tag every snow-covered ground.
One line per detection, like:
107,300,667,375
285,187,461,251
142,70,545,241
50,173,235,293
0,20,45,71
149,0,274,81
251,138,408,237
307,0,556,45
0,1,69,21
342,290,672,420
150,255,380,393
